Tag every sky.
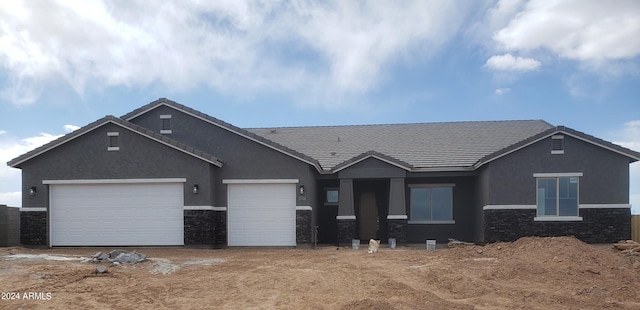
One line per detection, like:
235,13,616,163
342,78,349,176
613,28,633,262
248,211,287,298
0,0,639,212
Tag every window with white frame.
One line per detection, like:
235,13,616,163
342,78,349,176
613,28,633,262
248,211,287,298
536,174,580,217
409,184,454,223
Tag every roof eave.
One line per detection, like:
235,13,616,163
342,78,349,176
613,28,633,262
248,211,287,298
7,116,224,168
473,126,640,169
331,151,413,173
123,98,324,172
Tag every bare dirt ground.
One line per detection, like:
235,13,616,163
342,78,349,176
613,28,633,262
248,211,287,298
1,236,640,310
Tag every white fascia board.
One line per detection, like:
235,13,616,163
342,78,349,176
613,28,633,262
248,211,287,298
222,179,299,184
296,206,312,211
579,204,631,209
127,103,323,172
533,172,583,178
336,215,356,220
20,207,47,212
483,205,536,210
44,178,187,185
332,154,412,173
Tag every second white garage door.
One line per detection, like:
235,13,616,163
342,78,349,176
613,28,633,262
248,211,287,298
49,181,184,246
227,182,296,246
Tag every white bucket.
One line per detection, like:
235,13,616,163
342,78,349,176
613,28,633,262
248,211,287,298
426,240,436,251
388,238,396,249
352,239,360,250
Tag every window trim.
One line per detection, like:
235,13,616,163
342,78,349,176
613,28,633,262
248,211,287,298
534,173,581,220
407,183,455,224
107,132,119,151
160,115,172,134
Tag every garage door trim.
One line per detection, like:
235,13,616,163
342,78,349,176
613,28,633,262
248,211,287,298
222,179,299,184
44,178,187,185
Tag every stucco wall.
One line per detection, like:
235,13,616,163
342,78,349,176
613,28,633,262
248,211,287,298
19,122,216,209
484,135,630,206
405,176,478,243
127,105,317,210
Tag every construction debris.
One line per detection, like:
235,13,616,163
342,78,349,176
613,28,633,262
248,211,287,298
447,238,474,248
612,240,640,252
367,239,380,254
95,265,108,274
87,250,148,265
612,240,640,270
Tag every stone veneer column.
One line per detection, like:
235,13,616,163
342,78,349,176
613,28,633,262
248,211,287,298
296,209,312,244
183,210,215,246
387,178,407,244
337,179,356,246
214,210,227,248
20,210,47,245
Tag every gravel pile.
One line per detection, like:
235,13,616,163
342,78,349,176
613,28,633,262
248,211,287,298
89,249,148,265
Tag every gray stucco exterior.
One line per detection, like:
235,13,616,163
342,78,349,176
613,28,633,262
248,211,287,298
8,99,639,247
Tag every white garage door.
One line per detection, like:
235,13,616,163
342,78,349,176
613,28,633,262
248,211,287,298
49,181,184,246
227,182,296,246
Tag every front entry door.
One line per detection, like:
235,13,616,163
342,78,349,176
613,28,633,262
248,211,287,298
359,192,378,240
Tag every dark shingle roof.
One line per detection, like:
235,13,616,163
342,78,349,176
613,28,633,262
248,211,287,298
11,98,638,173
247,120,555,170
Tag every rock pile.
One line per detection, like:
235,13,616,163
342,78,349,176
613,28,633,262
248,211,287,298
88,249,148,266
613,240,640,270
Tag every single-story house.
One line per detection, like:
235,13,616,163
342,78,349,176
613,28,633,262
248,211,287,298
8,98,639,247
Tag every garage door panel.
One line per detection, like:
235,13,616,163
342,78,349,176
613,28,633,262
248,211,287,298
50,182,184,246
227,183,296,246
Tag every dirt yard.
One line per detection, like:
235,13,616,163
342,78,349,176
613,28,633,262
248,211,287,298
1,236,640,309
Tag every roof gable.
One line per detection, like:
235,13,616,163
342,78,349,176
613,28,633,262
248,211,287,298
475,126,640,168
122,98,323,172
332,150,413,173
7,116,223,168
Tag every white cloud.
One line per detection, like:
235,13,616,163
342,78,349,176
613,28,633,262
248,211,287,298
0,191,21,208
485,53,541,71
492,0,640,64
495,88,511,95
0,1,473,108
0,130,6,135
610,120,640,214
64,125,80,133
